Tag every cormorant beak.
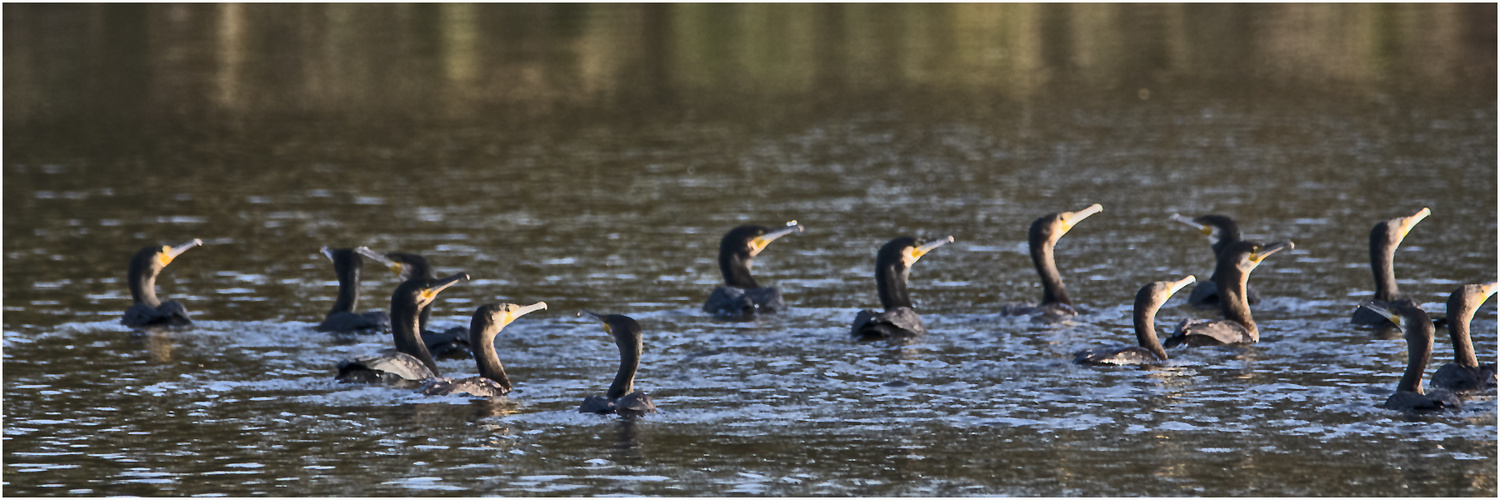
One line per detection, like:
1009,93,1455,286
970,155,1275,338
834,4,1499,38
420,272,469,302
320,246,334,261
749,221,803,256
1477,282,1500,305
578,309,612,334
158,239,202,267
503,302,548,326
354,247,400,273
1170,213,1219,242
1166,275,1197,297
1059,204,1103,235
1395,207,1431,241
1363,304,1400,329
904,235,954,267
1248,240,1293,264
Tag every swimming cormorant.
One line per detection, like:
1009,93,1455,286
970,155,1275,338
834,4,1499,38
1163,240,1293,347
577,310,656,416
1169,214,1262,309
336,272,468,384
1000,204,1102,322
1365,301,1462,412
122,239,203,328
384,252,472,359
1351,207,1430,326
314,247,398,334
703,221,803,321
1431,282,1498,393
422,302,548,398
850,235,953,341
1075,275,1196,366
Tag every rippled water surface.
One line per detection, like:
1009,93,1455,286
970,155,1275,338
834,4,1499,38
5,4,1498,496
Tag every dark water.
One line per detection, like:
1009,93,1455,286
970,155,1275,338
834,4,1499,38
4,4,1497,496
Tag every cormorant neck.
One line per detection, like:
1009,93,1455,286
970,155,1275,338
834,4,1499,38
1215,258,1257,340
608,335,641,400
128,249,162,308
719,249,759,289
1448,295,1481,368
1132,294,1169,361
1397,316,1434,394
876,259,913,310
1030,237,1069,306
1369,223,1399,302
470,321,512,391
329,252,361,315
392,297,440,376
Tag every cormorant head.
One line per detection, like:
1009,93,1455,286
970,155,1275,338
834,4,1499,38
1448,282,1499,326
137,239,202,272
578,309,644,349
1220,240,1292,274
472,302,548,338
1371,207,1430,252
1137,275,1196,311
1363,299,1433,340
349,247,400,276
1170,214,1241,250
722,221,803,260
878,235,954,271
383,252,435,282
1031,204,1102,246
393,272,468,310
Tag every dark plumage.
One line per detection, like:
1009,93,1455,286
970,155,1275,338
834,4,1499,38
1075,276,1195,366
578,310,656,416
385,252,472,360
422,302,547,398
1430,283,1498,394
336,272,468,384
121,239,202,328
314,247,396,334
1169,214,1262,309
1164,240,1292,347
1000,204,1102,323
1366,301,1462,412
1351,208,1430,326
703,221,803,321
851,235,953,341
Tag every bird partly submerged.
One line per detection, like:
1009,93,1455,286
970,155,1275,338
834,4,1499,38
1430,283,1498,394
1351,207,1430,326
421,302,548,398
314,246,399,334
1364,300,1462,413
122,239,203,328
1000,204,1102,323
577,310,656,416
1169,214,1262,309
335,272,468,384
382,251,473,360
1074,275,1196,366
850,235,953,341
1163,240,1293,347
703,221,803,321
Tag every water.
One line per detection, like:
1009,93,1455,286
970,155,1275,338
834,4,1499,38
4,4,1497,496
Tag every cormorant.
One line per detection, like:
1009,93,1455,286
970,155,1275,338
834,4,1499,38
314,246,398,334
1075,275,1196,366
1351,207,1430,326
384,252,472,360
850,235,953,341
1000,204,1102,322
1163,240,1293,347
1431,282,1498,393
422,302,547,398
1169,214,1262,309
1365,301,1462,412
703,221,803,321
577,310,656,416
122,239,203,328
336,272,468,384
